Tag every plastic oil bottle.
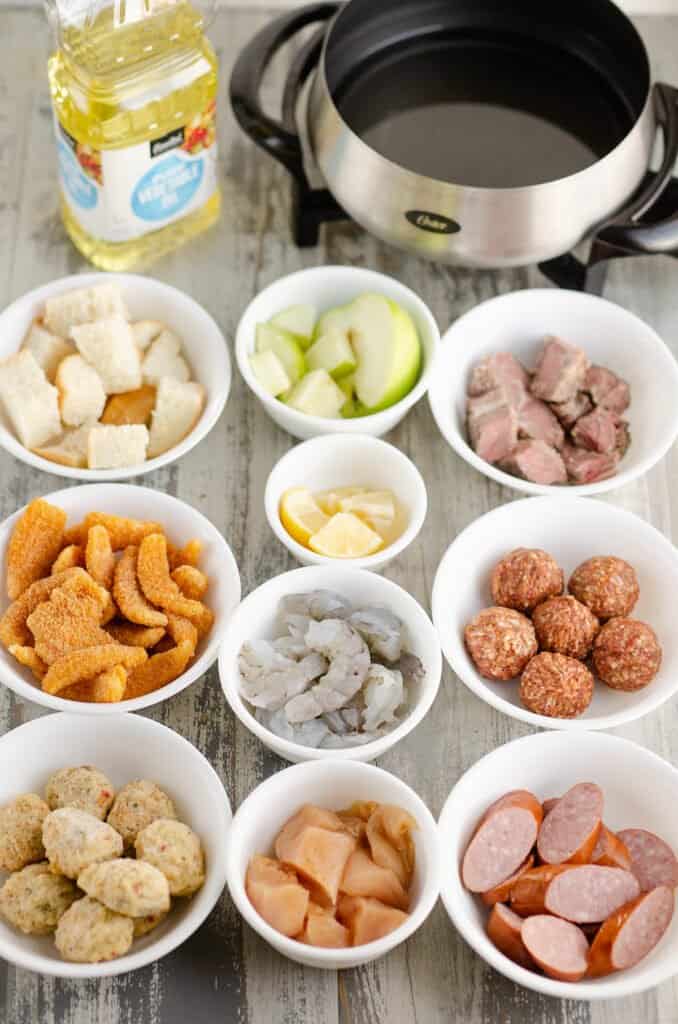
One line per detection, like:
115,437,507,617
46,0,220,270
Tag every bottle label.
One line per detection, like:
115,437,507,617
55,102,218,243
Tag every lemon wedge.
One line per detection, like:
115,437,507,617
309,512,383,558
338,489,396,527
280,488,329,546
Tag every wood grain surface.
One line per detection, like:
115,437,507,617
1,5,678,1023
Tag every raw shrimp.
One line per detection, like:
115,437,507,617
284,620,370,723
349,607,403,662
272,635,310,660
281,591,353,621
257,709,331,748
362,665,405,732
238,641,327,711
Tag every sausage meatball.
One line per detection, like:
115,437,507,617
0,862,79,935
519,652,594,718
46,766,115,821
135,819,205,897
532,595,599,660
592,618,662,691
0,794,49,872
78,859,170,918
568,556,639,619
42,808,122,879
491,549,564,612
107,780,177,849
55,896,134,963
464,607,538,681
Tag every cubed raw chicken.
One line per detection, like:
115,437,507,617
560,443,620,484
467,352,529,397
467,388,518,464
571,407,619,454
550,391,593,429
340,847,409,911
530,337,589,403
517,395,565,449
298,902,350,948
337,894,408,946
584,365,631,414
245,855,309,937
499,440,567,485
275,805,357,907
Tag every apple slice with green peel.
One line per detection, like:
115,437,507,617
306,327,357,380
350,294,422,412
270,304,316,350
256,323,306,385
285,369,346,418
249,349,292,397
314,303,352,341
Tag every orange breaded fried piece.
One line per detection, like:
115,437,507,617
165,613,198,657
26,576,112,665
0,568,87,648
123,640,193,700
112,546,167,628
106,622,166,648
42,644,147,696
64,513,163,551
8,644,47,680
51,545,84,574
85,525,115,589
61,665,128,703
100,594,117,624
170,565,208,600
101,386,156,427
167,538,202,571
6,499,67,600
137,534,212,631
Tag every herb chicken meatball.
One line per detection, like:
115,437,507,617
0,862,79,935
568,556,639,619
0,794,50,872
491,549,564,612
55,896,134,963
464,607,538,681
42,808,122,879
46,766,115,821
135,819,205,897
532,595,600,660
78,859,170,918
107,780,177,849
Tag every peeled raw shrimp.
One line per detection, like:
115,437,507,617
281,591,353,621
362,665,405,732
284,619,370,723
238,640,327,711
349,607,403,662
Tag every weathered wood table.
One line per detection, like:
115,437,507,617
1,5,678,1023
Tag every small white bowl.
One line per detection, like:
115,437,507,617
226,758,440,969
431,495,678,731
0,484,241,714
264,434,427,571
428,288,678,496
0,712,231,978
439,730,678,1000
236,266,440,441
218,565,442,763
0,273,231,480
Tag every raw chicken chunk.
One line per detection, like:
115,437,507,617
298,901,350,947
340,847,409,910
275,805,356,907
246,855,309,937
337,894,408,946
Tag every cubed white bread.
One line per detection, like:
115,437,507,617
22,320,75,382
87,424,149,469
32,421,96,469
55,354,107,426
44,283,129,338
131,321,165,351
71,317,142,394
148,377,205,458
0,350,61,449
142,329,190,386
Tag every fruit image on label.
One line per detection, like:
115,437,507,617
132,155,205,222
57,136,99,211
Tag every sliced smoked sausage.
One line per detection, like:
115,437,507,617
462,791,542,894
544,865,640,923
486,903,533,968
482,855,534,907
588,886,674,978
537,783,603,865
510,864,569,917
521,915,589,982
617,829,678,891
591,826,631,871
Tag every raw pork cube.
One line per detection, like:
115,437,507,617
571,407,619,454
530,337,589,403
517,395,564,449
467,388,518,464
561,443,620,484
467,352,529,398
584,366,631,414
616,420,631,456
550,391,593,429
499,440,567,485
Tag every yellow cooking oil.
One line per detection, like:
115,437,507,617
47,0,220,270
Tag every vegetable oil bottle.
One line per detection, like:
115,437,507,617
46,0,220,270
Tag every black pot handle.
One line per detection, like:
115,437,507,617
229,3,340,181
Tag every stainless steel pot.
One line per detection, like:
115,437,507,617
231,0,678,270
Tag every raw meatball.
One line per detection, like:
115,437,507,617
78,858,170,917
520,652,594,718
532,595,599,660
107,780,177,849
592,618,662,691
135,818,205,897
46,766,115,821
42,808,123,879
0,862,79,935
133,908,169,938
0,794,49,872
55,895,133,963
568,556,639,619
491,549,564,612
464,607,538,681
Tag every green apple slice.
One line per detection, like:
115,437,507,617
249,349,292,397
306,327,357,380
270,304,316,349
338,373,356,400
256,323,306,385
350,294,422,411
285,369,346,418
314,304,352,341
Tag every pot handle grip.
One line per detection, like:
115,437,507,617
229,3,339,181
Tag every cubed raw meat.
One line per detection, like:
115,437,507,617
616,420,631,456
584,366,631,414
530,337,589,403
467,388,518,463
499,440,567,485
600,380,631,415
467,352,530,398
571,407,619,454
561,443,620,484
550,391,593,429
517,395,565,449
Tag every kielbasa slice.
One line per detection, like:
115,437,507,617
617,829,678,891
542,798,560,816
486,903,533,968
510,864,569,917
482,854,534,907
544,865,640,923
521,915,589,981
537,783,603,865
591,826,631,871
588,885,674,978
462,791,542,893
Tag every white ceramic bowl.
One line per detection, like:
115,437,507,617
218,565,442,763
0,712,231,978
428,288,678,496
264,434,427,571
0,273,231,480
0,484,241,714
439,730,678,999
236,266,440,440
226,758,439,969
432,495,678,731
